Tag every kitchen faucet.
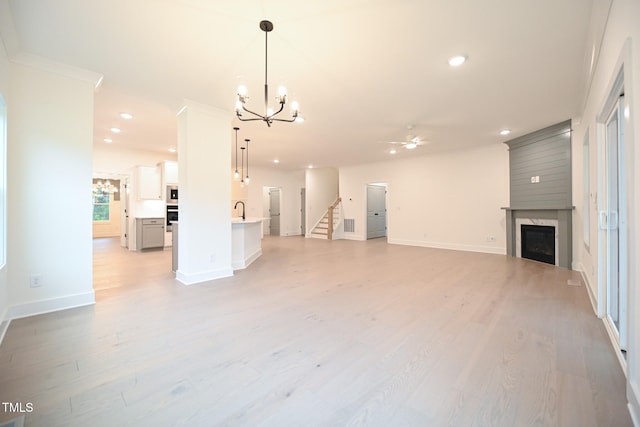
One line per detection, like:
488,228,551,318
234,201,246,221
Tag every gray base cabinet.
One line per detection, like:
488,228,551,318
136,218,165,250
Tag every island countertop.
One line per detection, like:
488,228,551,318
231,217,266,224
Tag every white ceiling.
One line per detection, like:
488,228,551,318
3,0,597,170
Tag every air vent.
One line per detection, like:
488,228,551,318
344,218,355,233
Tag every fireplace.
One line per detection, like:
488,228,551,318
521,224,555,264
502,120,573,269
504,208,572,269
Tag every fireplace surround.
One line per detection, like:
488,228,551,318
504,208,572,268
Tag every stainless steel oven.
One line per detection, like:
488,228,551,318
167,185,178,204
166,205,178,231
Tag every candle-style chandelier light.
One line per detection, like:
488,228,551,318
235,20,303,127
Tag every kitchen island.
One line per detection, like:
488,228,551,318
231,218,264,270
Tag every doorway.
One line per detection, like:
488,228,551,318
366,184,387,239
120,178,130,248
598,68,628,352
301,188,306,236
268,187,281,236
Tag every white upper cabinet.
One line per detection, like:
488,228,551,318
164,161,178,185
136,165,162,200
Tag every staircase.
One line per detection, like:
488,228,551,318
310,197,342,240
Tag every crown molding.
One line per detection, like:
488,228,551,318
11,52,104,89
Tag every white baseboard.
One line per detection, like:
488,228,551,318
576,262,599,316
176,267,233,285
232,249,262,270
7,291,96,321
0,317,10,346
388,238,507,255
628,381,640,427
342,234,365,241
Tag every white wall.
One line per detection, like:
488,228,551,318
0,37,9,326
340,144,509,253
7,60,97,318
176,101,232,284
305,168,339,235
93,143,176,177
243,166,305,236
570,0,640,421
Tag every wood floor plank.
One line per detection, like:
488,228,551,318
0,236,632,426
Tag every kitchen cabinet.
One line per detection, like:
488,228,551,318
136,166,161,200
164,161,178,185
231,218,263,269
136,218,165,249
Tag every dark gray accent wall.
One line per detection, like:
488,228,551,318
504,120,572,209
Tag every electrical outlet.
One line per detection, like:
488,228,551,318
30,274,43,288
486,236,496,242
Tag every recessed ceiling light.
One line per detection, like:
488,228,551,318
405,142,418,150
500,129,511,136
103,138,113,143
448,55,467,67
390,149,397,155
273,159,280,164
119,112,133,119
110,127,121,133
308,165,313,169
168,148,176,153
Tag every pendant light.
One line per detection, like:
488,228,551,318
240,146,245,185
233,127,240,179
244,139,250,184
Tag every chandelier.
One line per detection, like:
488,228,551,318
92,180,118,195
235,20,302,127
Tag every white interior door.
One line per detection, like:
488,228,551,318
367,184,387,239
269,188,281,236
599,95,627,351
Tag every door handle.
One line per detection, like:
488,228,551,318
374,213,379,216
599,210,619,230
599,211,607,229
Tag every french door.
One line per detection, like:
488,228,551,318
599,94,627,351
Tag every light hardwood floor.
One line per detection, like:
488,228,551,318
0,236,632,426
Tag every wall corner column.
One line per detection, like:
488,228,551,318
176,101,233,284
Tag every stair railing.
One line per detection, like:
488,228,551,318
327,197,342,240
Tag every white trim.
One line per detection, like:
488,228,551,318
0,0,21,58
628,381,640,427
577,262,599,316
232,248,262,270
387,238,506,255
602,314,627,375
0,317,10,346
7,291,96,320
11,52,103,89
176,267,233,285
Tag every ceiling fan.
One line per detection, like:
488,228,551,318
381,125,426,150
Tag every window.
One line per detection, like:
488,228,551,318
92,179,119,222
